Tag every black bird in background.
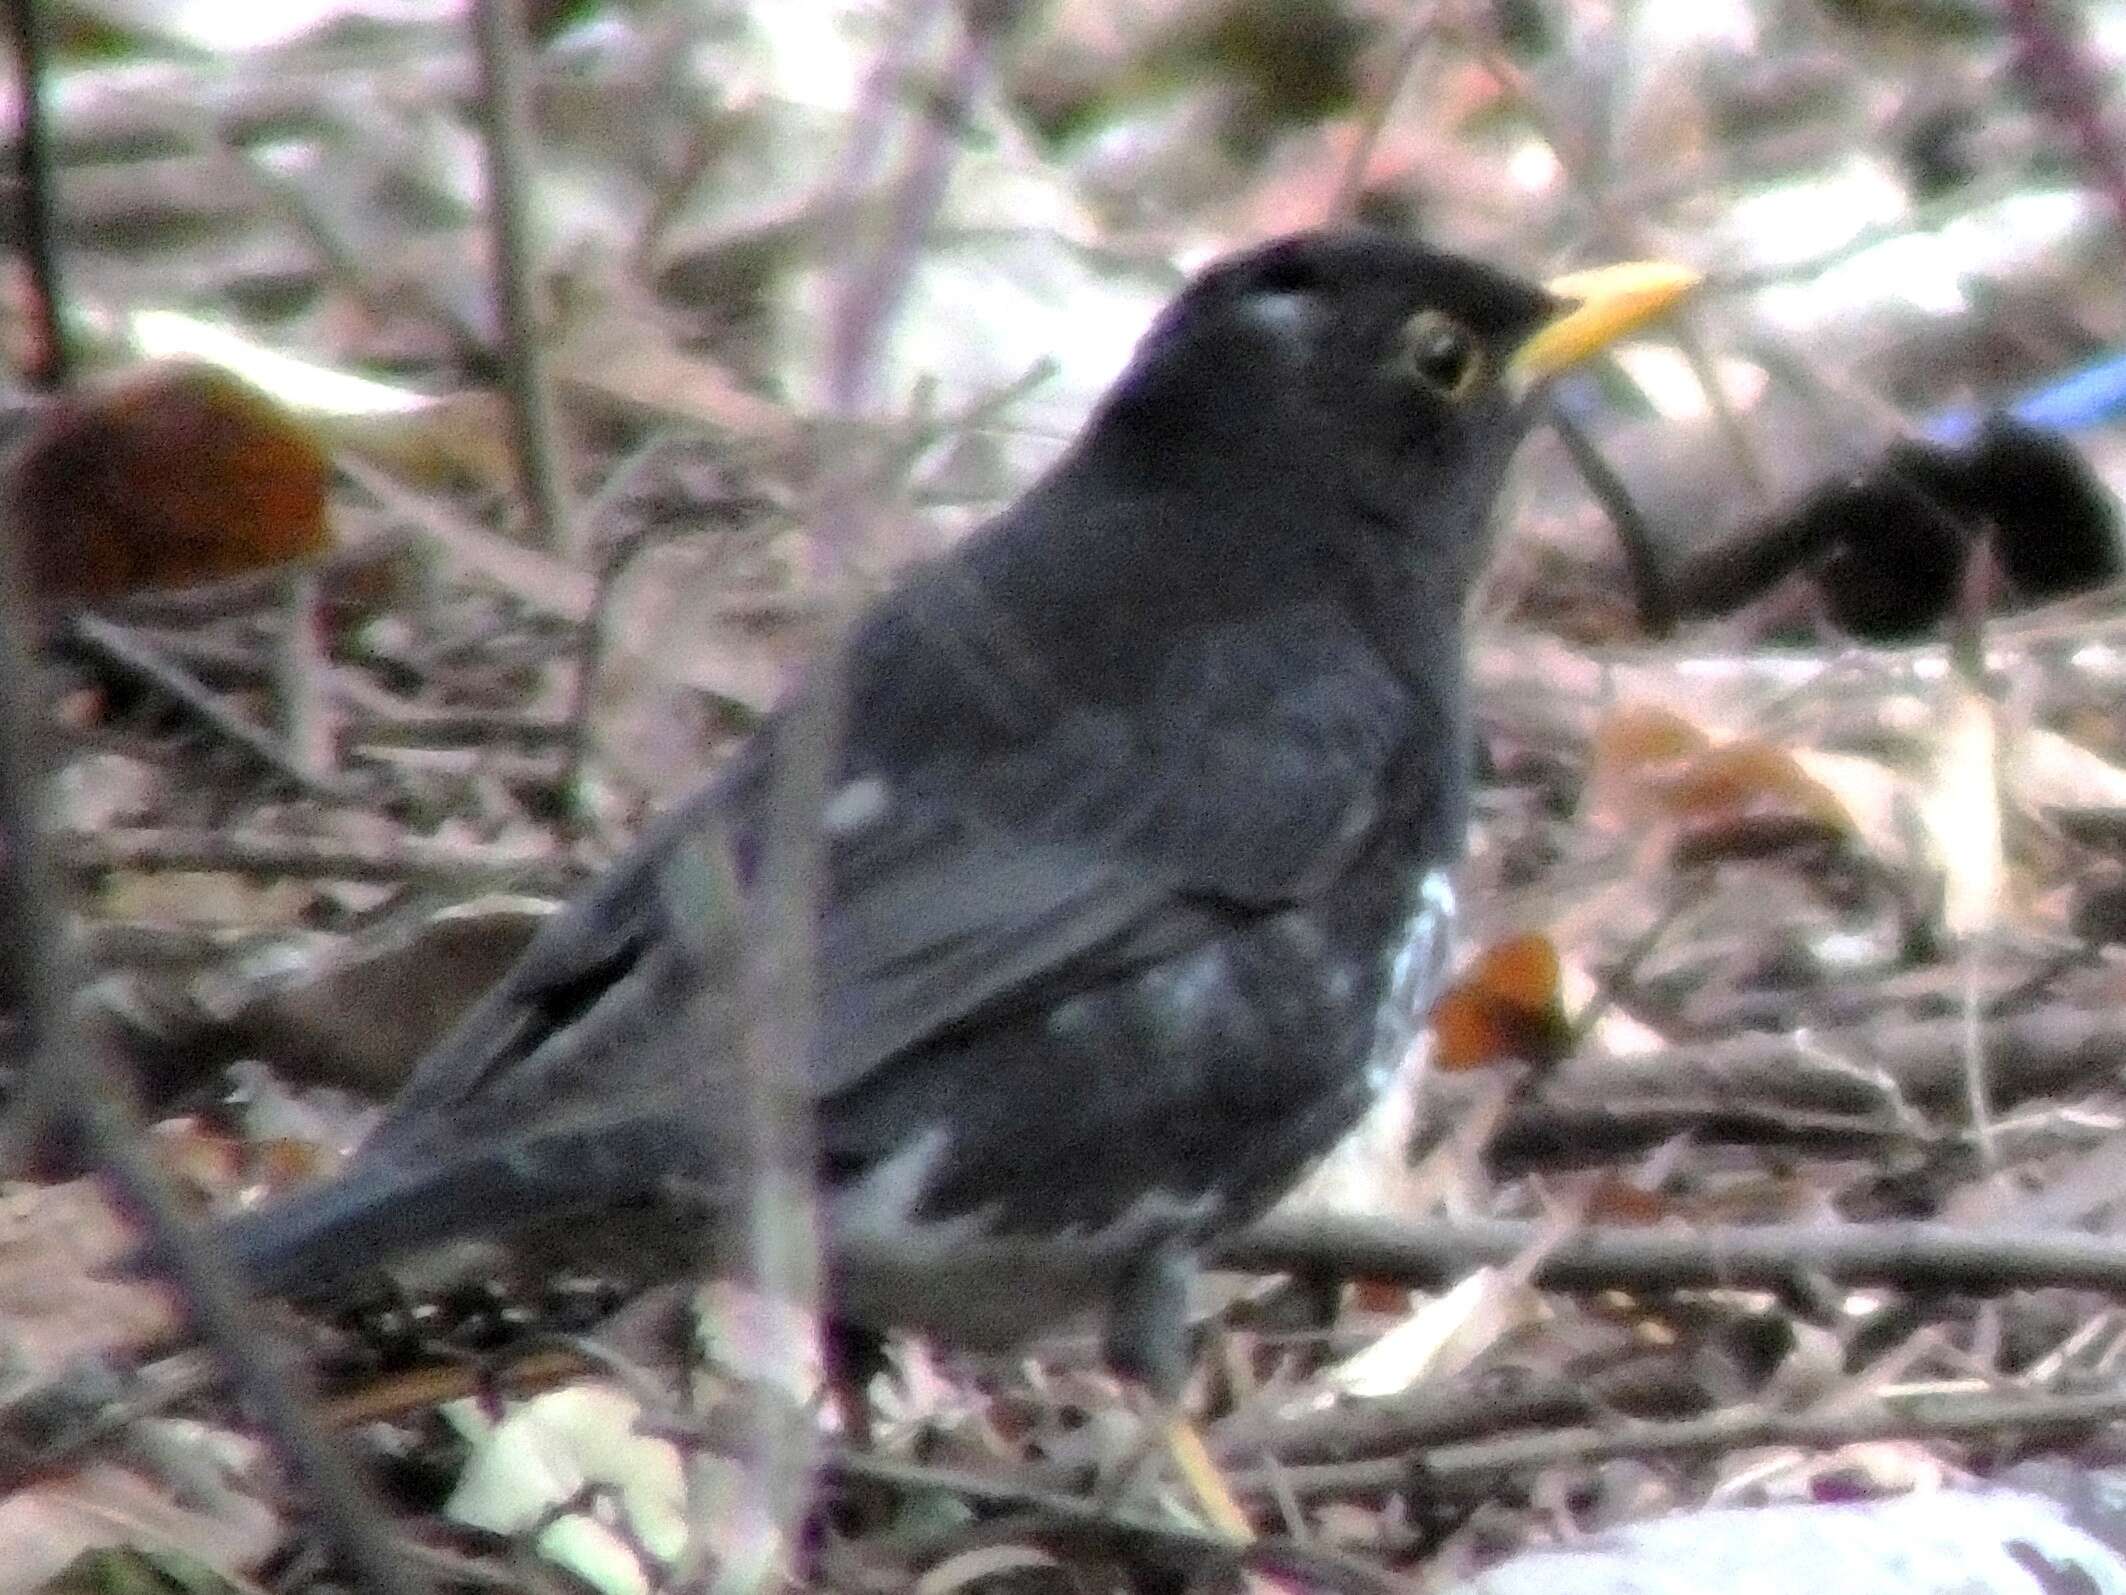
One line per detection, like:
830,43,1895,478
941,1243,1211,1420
216,231,1694,1431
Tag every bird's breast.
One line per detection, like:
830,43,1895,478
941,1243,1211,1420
1367,864,1457,1088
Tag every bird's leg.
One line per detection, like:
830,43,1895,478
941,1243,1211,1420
1101,1239,1253,1541
824,1320,889,1450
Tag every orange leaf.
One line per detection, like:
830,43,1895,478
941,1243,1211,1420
1430,932,1575,1071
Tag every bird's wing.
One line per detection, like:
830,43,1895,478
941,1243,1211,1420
367,776,752,1149
812,573,1440,1090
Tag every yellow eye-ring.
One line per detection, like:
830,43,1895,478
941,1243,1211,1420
1396,309,1484,398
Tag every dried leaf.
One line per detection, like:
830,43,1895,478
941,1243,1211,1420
551,292,800,447
0,1181,176,1379
1922,684,2003,937
127,311,512,488
446,1385,685,1595
2010,723,2126,814
1323,1267,1544,1398
9,364,329,606
1431,932,1574,1071
913,1544,1065,1595
0,1460,277,1595
1584,701,1715,823
1663,743,1852,833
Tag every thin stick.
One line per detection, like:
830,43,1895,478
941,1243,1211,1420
1219,1212,2126,1297
471,0,572,556
673,5,1022,1588
66,613,359,800
1246,1382,2126,1498
1543,401,1674,636
1674,313,1772,505
819,1,995,417
271,570,338,784
559,426,700,824
4,0,66,387
1327,3,1441,221
57,822,574,892
337,456,596,622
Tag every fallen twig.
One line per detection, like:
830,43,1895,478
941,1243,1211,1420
1240,1381,2126,1499
1489,1005,2126,1167
1220,1212,2126,1298
57,822,576,893
67,613,358,800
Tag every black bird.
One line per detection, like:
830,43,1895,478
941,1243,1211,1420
218,231,1693,1402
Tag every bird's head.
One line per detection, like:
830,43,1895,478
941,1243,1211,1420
1080,230,1698,600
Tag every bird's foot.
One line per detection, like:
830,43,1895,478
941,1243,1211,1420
1097,1238,1253,1538
1091,1387,1252,1542
1157,1406,1254,1542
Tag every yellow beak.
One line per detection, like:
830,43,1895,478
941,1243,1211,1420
1507,261,1703,381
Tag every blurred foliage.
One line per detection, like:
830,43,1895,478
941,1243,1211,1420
1028,0,1371,150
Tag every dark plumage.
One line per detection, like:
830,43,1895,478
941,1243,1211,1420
1960,417,2122,602
218,231,1688,1393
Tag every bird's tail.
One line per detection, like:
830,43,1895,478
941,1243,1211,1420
215,1155,508,1300
212,1114,708,1301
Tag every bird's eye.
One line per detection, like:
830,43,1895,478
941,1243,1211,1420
1395,310,1484,398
